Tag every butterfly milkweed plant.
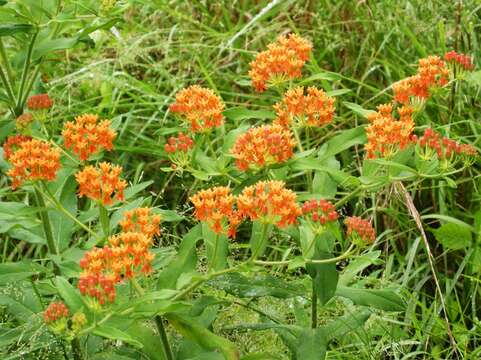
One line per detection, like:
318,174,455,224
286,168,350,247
1,1,481,359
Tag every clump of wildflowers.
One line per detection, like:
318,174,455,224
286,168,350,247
2,135,32,161
27,93,53,111
109,232,155,277
75,162,127,206
444,50,475,71
170,85,225,132
237,180,302,228
302,199,339,225
417,128,478,161
231,124,295,171
365,103,415,159
273,86,335,128
62,114,116,161
6,139,61,189
249,34,312,92
164,132,194,169
190,186,239,238
119,207,161,239
44,301,69,334
345,216,375,244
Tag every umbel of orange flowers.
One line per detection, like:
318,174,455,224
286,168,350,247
273,86,336,128
75,162,127,206
249,33,312,92
63,114,116,161
169,85,225,132
231,124,296,171
6,138,61,189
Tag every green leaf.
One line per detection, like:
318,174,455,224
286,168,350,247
124,180,154,200
223,107,275,122
339,251,382,285
336,286,405,311
249,221,272,259
124,320,167,360
306,251,338,306
294,328,327,360
54,276,84,312
321,308,372,342
93,325,143,348
154,209,184,222
202,222,228,271
0,23,33,37
209,273,305,299
342,102,375,118
0,261,46,284
466,70,481,87
318,126,367,161
431,223,472,250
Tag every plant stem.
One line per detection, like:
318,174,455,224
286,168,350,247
0,38,14,82
250,223,269,260
34,185,58,256
311,284,317,329
210,233,220,272
98,204,110,240
16,29,38,114
0,64,16,109
71,338,83,360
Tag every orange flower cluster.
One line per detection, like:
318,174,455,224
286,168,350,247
345,216,375,243
231,124,295,171
418,128,478,159
109,232,155,276
3,135,32,161
44,301,69,324
27,93,53,110
119,207,161,239
62,114,116,161
164,133,194,154
16,113,34,130
75,162,127,205
444,50,474,71
365,104,415,159
190,186,239,238
273,86,335,128
249,34,312,92
6,139,61,189
237,180,302,228
170,85,225,132
393,56,448,104
302,199,338,224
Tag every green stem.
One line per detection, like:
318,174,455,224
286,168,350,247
98,204,110,240
16,29,38,113
311,284,317,329
250,223,269,260
20,65,41,110
71,338,83,360
0,63,16,109
0,38,14,82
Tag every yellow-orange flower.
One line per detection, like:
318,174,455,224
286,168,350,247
6,139,61,189
237,180,302,228
170,85,225,132
109,231,155,277
345,216,375,243
249,34,312,92
3,135,32,161
273,86,335,127
393,56,449,104
190,186,239,237
231,124,295,171
364,103,415,159
75,162,127,205
27,93,53,110
119,207,161,239
444,50,475,71
62,114,116,161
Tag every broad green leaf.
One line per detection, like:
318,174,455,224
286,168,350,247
0,23,33,37
294,328,327,360
306,251,338,306
339,251,382,285
342,102,375,118
318,126,367,161
124,320,166,360
54,276,84,311
0,261,46,284
124,180,154,200
321,308,372,342
249,221,272,259
93,325,143,348
223,107,275,122
431,223,472,250
466,70,481,87
202,222,228,271
336,286,405,311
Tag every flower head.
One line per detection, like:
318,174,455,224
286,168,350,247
170,85,225,132
345,216,375,243
364,103,415,159
44,301,69,325
75,162,127,205
302,199,338,225
164,132,194,154
62,114,116,161
231,124,295,171
119,207,161,239
274,86,335,128
109,232,155,277
249,34,312,92
237,180,302,228
3,135,32,161
16,113,34,130
27,93,53,111
444,50,475,71
190,186,239,237
6,139,61,189
418,128,478,159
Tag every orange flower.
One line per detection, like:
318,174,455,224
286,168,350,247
16,113,34,130
6,139,61,189
231,124,295,171
444,50,475,71
44,301,69,324
237,180,302,228
393,56,448,104
190,186,239,237
62,114,116,161
119,207,161,239
2,135,32,161
170,85,225,132
78,246,118,305
274,86,335,128
418,128,478,159
27,93,53,110
345,216,375,243
109,232,155,277
249,34,312,92
164,132,194,154
302,199,338,225
364,103,415,159
75,162,127,205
